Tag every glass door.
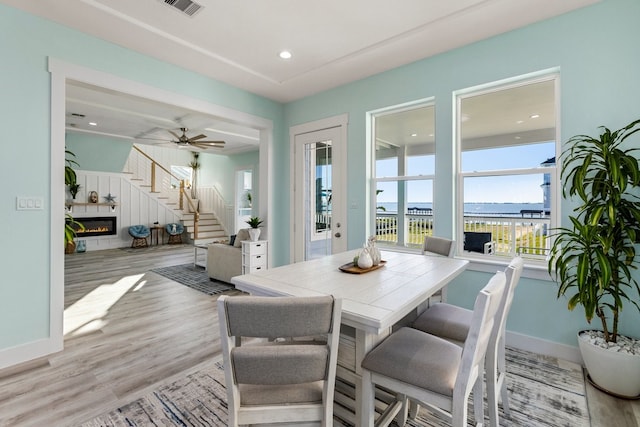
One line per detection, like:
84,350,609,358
306,141,332,259
293,126,345,262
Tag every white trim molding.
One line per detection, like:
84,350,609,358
506,330,582,365
0,56,274,370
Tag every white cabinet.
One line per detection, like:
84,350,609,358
241,240,268,274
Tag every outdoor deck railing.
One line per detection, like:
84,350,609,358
375,212,551,259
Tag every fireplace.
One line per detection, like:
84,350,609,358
68,216,117,237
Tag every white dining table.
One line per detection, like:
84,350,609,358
231,249,468,427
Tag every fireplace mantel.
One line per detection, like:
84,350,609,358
65,202,118,213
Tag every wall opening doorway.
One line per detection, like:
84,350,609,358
236,168,253,233
31,57,274,371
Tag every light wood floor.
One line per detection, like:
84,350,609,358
0,244,638,426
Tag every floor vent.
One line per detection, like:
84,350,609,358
161,0,203,17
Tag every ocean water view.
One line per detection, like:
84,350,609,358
378,202,546,217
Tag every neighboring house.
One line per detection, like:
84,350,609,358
1,0,640,372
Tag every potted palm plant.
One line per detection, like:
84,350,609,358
65,213,85,254
246,216,263,241
65,148,84,253
188,152,200,213
548,119,640,397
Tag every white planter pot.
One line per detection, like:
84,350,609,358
578,330,640,398
248,228,261,241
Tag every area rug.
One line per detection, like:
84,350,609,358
151,263,234,295
81,347,589,426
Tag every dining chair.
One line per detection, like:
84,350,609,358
411,256,524,427
422,235,455,258
422,235,455,303
360,271,507,427
217,294,342,427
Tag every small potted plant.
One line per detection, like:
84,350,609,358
548,118,640,397
246,216,263,241
68,183,81,200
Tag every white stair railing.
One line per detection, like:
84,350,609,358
197,185,232,235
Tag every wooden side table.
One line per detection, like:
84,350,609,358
150,226,164,245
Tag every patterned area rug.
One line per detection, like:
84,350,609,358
82,348,589,426
151,263,234,295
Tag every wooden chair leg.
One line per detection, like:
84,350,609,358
473,375,485,427
131,237,148,248
361,370,377,427
408,400,420,419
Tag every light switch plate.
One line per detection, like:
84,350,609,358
17,196,44,210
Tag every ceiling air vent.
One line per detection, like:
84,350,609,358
161,0,203,17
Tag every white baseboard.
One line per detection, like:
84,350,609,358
506,330,582,365
0,338,60,371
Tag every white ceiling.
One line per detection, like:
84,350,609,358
65,81,261,155
2,0,595,153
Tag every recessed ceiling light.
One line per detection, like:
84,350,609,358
516,120,524,124
530,114,540,119
411,133,418,137
89,122,97,126
279,50,292,60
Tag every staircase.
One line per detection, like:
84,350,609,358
183,212,226,245
124,145,230,245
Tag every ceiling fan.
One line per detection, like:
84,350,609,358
168,127,225,149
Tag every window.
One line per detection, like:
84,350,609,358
456,74,559,261
371,102,435,249
171,165,192,189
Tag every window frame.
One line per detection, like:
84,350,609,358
454,71,561,265
369,98,436,251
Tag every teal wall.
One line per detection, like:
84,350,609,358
2,0,640,360
66,133,133,172
199,149,260,205
282,0,640,346
0,4,282,352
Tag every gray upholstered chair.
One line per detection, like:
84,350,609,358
217,295,342,427
411,256,524,427
422,235,455,303
422,235,455,258
360,271,507,427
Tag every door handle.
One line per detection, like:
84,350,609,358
334,232,341,238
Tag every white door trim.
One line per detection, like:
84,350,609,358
289,114,348,263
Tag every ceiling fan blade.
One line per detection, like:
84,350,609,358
188,134,208,141
194,140,225,145
168,130,181,140
193,142,224,148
